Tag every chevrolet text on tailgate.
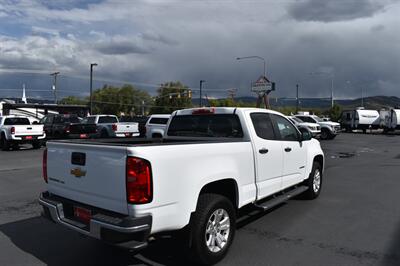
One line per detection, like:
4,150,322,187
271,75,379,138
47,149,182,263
39,107,324,265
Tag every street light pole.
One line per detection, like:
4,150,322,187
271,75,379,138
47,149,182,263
236,56,266,77
296,84,299,113
90,63,98,114
199,80,205,107
50,72,60,104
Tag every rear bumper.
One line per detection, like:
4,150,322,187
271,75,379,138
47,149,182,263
39,191,151,250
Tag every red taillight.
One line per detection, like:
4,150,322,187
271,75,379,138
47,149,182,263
112,124,117,131
43,148,48,183
126,157,152,204
11,127,15,134
192,108,215,115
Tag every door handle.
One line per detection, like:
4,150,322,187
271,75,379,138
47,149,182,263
259,148,269,154
284,147,292,152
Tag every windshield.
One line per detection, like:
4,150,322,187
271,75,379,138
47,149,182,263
290,117,304,123
312,115,323,122
167,114,243,138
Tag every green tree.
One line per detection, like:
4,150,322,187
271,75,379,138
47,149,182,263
92,84,152,115
326,104,342,122
151,81,192,114
59,96,88,105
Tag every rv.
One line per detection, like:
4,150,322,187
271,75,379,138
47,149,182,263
340,108,380,132
382,109,400,132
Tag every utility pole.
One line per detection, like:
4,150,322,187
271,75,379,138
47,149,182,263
331,77,334,108
199,80,205,107
142,100,145,116
227,88,237,101
361,88,364,107
90,63,98,115
296,84,299,113
50,72,60,104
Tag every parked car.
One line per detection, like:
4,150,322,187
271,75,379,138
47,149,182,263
120,115,149,137
40,114,97,139
340,108,380,133
39,107,324,265
0,115,45,150
287,116,321,138
145,114,171,138
83,115,139,138
295,113,340,140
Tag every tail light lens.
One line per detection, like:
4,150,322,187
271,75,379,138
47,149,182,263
11,127,15,134
126,157,152,204
43,148,48,183
112,124,117,132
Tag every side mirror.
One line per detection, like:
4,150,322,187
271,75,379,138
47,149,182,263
299,127,312,141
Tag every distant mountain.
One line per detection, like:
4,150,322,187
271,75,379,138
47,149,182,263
200,95,400,110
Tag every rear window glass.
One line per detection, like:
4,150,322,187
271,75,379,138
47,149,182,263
149,117,169,125
4,118,30,125
98,116,118,124
54,115,81,124
168,114,243,138
82,117,96,124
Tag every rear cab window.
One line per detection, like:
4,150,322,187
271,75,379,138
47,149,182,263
167,114,243,138
4,117,30,125
98,116,118,124
149,117,169,125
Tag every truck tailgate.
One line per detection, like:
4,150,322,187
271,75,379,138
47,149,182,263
117,123,139,134
46,142,129,215
15,124,43,136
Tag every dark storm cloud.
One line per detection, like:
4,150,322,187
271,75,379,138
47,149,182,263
287,0,385,22
94,40,151,55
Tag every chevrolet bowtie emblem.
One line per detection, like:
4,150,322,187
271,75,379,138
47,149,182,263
70,168,86,178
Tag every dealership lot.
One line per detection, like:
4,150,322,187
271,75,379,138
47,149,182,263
1,134,400,266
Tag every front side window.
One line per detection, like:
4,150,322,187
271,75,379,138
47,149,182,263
271,114,299,141
250,113,276,140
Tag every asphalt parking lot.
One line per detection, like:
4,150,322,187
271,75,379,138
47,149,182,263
1,133,400,266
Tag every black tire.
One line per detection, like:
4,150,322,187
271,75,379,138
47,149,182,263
302,161,322,200
152,133,162,138
1,135,10,151
188,193,236,265
32,141,41,149
100,130,109,138
320,128,330,140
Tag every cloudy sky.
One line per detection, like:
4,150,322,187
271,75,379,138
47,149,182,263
0,0,399,101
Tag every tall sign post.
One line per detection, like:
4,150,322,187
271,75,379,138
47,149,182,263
251,76,275,109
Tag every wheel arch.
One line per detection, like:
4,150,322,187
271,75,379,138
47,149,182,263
197,178,239,210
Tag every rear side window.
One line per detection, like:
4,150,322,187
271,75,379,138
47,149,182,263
149,117,169,125
251,113,276,140
98,116,118,124
168,114,243,138
54,115,80,124
297,116,315,123
4,118,30,125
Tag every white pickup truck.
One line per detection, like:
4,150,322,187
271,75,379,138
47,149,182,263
0,115,45,150
39,107,324,265
82,115,140,138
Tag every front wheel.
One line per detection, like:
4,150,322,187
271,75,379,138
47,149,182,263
188,193,236,265
302,161,323,200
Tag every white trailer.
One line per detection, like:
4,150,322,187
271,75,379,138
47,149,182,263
382,109,400,132
340,108,380,132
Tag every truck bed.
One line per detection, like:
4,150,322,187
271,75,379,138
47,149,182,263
49,137,248,147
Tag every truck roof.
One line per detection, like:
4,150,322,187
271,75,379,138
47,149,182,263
174,107,284,116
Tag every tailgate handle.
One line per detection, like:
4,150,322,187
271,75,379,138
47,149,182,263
27,127,32,130
71,152,86,166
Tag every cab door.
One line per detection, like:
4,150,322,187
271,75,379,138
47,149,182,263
270,114,307,189
249,112,283,199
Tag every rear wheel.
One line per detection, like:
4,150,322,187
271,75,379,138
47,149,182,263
1,135,10,151
188,193,236,265
320,128,330,140
101,130,109,138
302,161,322,200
